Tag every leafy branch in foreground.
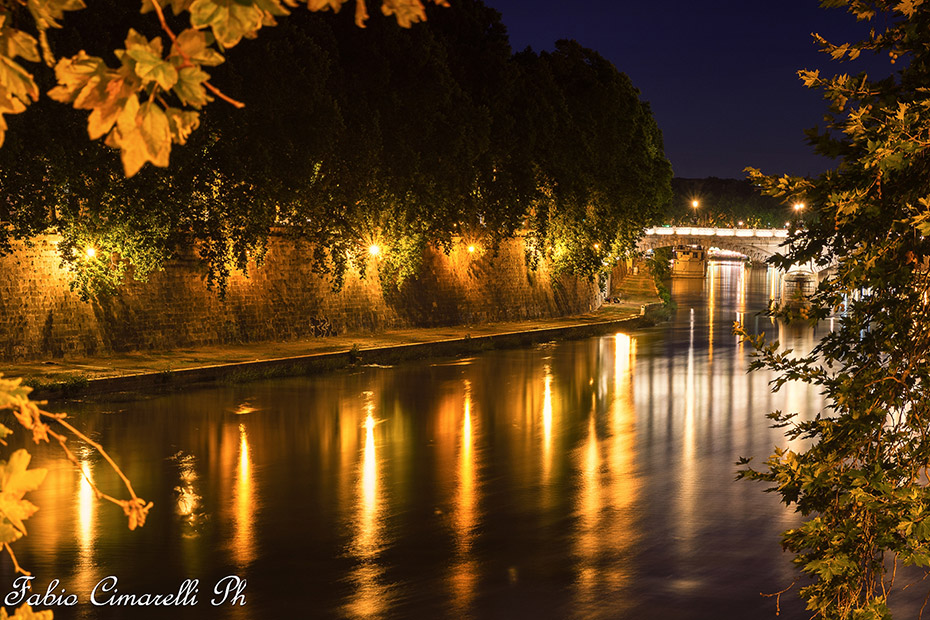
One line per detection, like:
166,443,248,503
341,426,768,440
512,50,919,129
0,373,153,574
739,1,930,618
0,0,448,176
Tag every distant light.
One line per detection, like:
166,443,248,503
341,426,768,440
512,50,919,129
368,244,381,256
785,222,790,227
793,202,804,211
738,221,744,226
467,245,476,253
692,200,699,208
85,247,96,258
593,243,601,251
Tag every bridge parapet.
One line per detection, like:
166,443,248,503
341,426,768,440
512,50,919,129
639,227,789,263
643,227,789,239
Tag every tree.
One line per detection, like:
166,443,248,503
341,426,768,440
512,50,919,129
740,1,930,618
0,0,449,177
516,41,672,279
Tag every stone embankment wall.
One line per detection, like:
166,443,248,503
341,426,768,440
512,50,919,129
0,235,605,361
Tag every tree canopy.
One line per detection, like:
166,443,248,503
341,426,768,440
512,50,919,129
741,1,930,617
0,0,672,297
0,0,449,176
667,177,789,228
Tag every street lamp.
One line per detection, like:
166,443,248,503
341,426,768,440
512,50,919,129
691,200,699,225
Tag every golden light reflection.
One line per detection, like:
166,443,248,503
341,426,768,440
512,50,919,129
77,461,94,551
576,413,601,604
708,265,716,362
346,395,390,619
680,304,697,552
573,333,639,611
362,413,377,526
450,380,478,614
768,266,778,304
234,423,254,567
71,453,97,596
608,333,638,594
737,264,747,312
542,365,553,483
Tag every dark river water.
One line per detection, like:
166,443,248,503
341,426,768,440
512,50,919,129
3,263,841,619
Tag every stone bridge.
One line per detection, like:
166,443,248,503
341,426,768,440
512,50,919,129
638,226,789,263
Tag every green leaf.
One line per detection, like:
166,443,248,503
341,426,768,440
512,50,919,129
172,66,211,107
189,0,266,48
126,33,177,90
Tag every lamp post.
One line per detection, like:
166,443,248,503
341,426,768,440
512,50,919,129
691,200,699,225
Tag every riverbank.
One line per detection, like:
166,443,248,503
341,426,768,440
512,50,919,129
7,301,665,399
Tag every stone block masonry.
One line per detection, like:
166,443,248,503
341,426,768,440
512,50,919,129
0,234,605,362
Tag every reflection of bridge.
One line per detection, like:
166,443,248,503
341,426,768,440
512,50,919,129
639,227,789,263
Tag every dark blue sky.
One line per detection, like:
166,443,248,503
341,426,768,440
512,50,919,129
482,0,890,179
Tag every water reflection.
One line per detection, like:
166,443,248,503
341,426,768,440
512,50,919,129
346,393,389,619
450,380,478,614
15,262,838,620
572,333,639,615
233,423,254,568
542,366,553,484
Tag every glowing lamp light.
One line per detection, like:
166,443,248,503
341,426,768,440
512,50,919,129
691,200,699,208
738,221,744,226
467,245,476,253
85,246,96,258
593,243,601,251
368,244,381,257
794,202,805,211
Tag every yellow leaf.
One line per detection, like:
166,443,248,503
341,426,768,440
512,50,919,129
0,450,47,535
106,96,172,176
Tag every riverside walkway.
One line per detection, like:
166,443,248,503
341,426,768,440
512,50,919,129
7,298,660,398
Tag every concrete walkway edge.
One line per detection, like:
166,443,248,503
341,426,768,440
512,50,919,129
33,306,663,399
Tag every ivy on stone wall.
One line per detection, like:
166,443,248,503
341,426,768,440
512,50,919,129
0,0,672,299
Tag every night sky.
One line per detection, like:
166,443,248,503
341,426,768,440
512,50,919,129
482,0,891,179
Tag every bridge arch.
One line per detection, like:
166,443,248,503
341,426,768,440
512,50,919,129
638,227,789,264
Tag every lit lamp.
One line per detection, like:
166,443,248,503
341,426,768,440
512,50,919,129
691,200,699,225
85,246,96,258
368,244,381,257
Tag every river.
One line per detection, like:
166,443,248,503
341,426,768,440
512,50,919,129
3,262,835,618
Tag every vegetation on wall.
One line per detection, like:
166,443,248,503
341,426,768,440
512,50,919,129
0,0,672,299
